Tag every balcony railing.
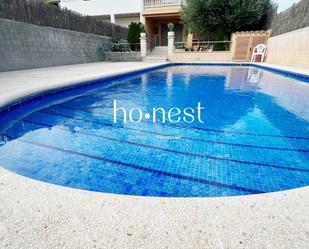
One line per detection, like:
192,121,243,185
144,0,184,8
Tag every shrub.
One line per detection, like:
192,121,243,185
127,22,142,45
111,34,130,52
213,32,226,51
181,0,275,39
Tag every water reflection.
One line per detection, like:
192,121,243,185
247,67,262,85
166,67,173,96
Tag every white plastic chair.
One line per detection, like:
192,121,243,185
251,44,267,62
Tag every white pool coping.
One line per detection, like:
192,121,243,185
0,62,169,111
0,62,309,249
252,62,309,76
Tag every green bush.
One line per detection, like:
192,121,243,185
213,32,226,51
127,22,142,45
111,34,130,52
181,0,275,38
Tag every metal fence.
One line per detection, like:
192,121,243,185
174,41,232,52
0,0,128,39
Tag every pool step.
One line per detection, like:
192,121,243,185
143,56,168,62
143,46,168,62
151,46,168,53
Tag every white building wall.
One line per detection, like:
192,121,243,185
116,16,141,28
60,0,142,16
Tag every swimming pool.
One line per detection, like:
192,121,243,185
0,64,308,197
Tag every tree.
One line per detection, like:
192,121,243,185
127,22,142,45
181,0,275,39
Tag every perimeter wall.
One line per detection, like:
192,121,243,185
266,0,309,68
0,19,111,72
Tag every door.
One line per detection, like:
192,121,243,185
233,36,250,61
174,23,183,43
161,24,168,46
161,23,183,46
232,33,269,62
249,36,268,61
152,26,160,48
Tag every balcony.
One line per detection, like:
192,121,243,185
143,0,184,8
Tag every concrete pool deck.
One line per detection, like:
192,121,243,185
0,62,309,248
0,62,169,111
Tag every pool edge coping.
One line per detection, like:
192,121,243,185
0,62,170,113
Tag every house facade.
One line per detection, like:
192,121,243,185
94,0,186,46
94,13,141,28
59,0,187,47
141,0,186,48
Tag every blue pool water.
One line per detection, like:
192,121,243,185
0,65,308,197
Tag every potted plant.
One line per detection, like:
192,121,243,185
168,22,174,32
139,23,146,40
140,23,146,33
167,22,175,39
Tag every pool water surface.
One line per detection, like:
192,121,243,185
0,65,308,197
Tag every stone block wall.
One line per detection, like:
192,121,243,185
105,52,142,62
0,18,111,72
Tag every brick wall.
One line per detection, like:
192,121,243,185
0,19,111,72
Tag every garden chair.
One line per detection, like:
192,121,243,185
251,44,267,62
